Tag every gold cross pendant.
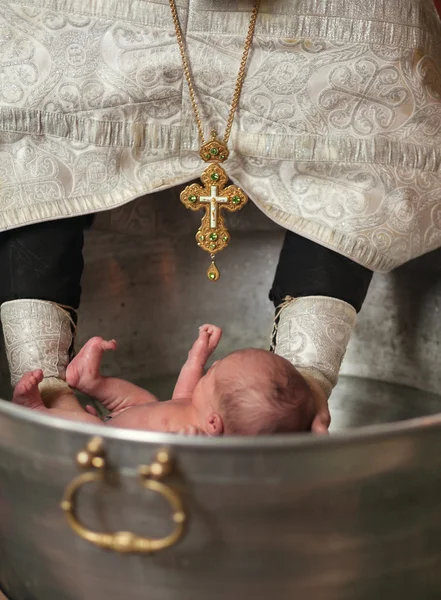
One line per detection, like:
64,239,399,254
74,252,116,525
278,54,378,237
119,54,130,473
180,162,248,281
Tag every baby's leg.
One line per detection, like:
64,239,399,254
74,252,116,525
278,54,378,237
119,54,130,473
89,378,159,413
67,337,158,412
13,370,102,425
172,324,222,399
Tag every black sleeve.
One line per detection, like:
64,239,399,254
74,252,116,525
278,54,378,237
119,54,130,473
269,230,373,313
0,215,94,317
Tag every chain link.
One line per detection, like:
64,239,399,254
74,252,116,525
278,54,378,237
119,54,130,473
168,0,260,147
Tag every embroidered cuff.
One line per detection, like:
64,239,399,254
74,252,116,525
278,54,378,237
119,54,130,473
1,299,75,387
271,296,356,398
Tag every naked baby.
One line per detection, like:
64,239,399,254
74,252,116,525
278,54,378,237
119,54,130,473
12,325,314,436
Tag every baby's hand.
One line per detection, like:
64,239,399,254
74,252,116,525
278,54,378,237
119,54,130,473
199,324,222,348
187,324,222,365
175,425,207,436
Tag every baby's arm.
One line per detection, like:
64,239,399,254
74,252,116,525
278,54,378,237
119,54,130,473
172,324,222,399
66,337,159,413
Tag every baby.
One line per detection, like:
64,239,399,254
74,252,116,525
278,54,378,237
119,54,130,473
12,325,314,436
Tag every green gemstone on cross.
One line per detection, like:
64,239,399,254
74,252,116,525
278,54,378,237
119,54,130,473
211,173,220,182
199,234,205,241
210,148,219,156
209,232,218,241
209,243,216,250
205,154,211,160
222,235,228,241
189,195,198,203
209,272,216,280
232,195,241,205
220,154,226,160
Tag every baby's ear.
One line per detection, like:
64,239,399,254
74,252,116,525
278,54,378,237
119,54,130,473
206,412,224,436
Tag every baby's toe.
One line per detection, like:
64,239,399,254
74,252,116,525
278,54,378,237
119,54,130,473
102,339,117,351
24,379,34,393
16,371,38,393
14,380,28,396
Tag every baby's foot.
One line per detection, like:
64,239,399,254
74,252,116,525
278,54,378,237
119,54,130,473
188,324,222,365
66,336,117,393
13,369,45,411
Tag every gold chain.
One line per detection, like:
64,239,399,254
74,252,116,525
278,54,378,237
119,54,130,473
168,0,261,146
169,1,260,281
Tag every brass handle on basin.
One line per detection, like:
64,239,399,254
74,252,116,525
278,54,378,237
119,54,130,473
61,437,186,553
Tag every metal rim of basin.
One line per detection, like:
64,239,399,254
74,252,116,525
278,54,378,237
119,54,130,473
1,395,440,450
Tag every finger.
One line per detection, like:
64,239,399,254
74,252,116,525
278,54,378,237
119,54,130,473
189,426,207,436
311,412,331,434
177,426,206,436
85,405,99,417
33,369,44,382
176,427,192,435
102,340,117,351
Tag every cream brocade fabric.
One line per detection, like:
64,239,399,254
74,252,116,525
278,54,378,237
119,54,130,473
274,296,357,398
1,1,441,271
1,299,73,386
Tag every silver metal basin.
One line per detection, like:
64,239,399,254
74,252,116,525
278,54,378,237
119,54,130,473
1,192,441,600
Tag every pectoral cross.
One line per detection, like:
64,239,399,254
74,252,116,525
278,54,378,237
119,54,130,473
180,163,248,281
200,186,228,229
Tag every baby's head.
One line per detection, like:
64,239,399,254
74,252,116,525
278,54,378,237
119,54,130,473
192,348,314,436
